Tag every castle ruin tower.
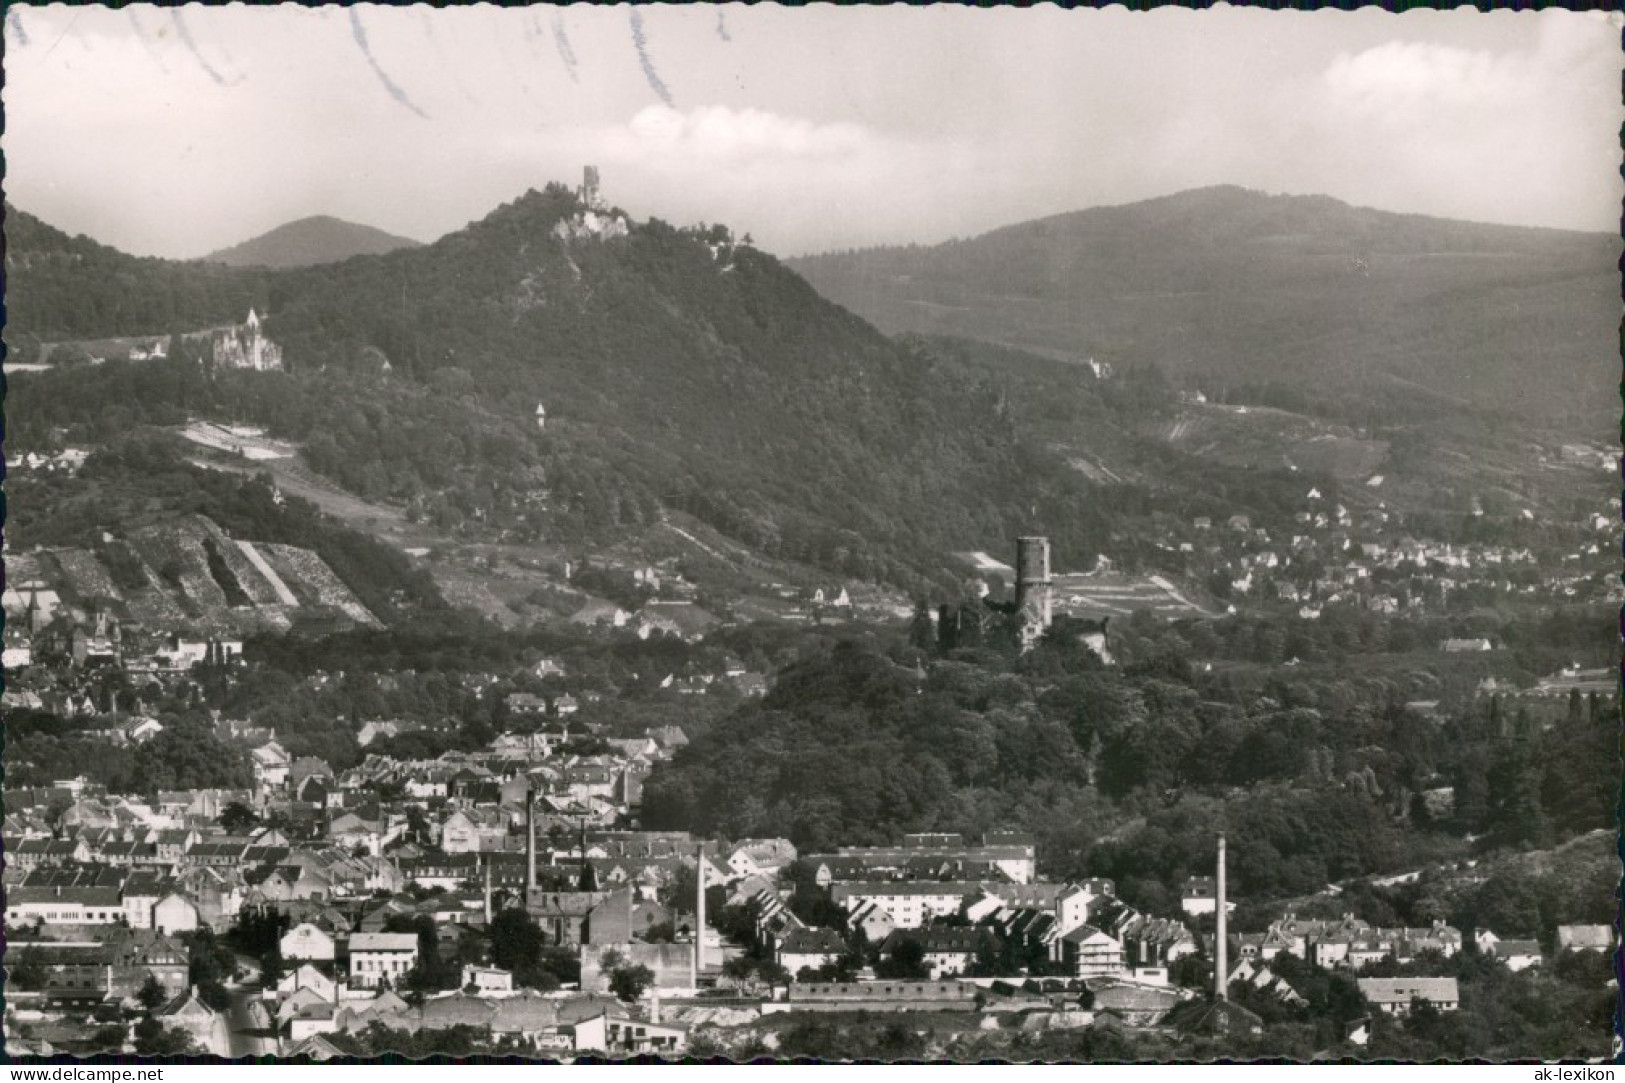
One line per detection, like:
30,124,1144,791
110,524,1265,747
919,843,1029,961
580,165,604,211
1014,536,1054,650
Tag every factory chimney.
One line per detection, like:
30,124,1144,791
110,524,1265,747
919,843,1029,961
693,845,707,990
1215,833,1228,1002
526,781,537,893
484,857,494,925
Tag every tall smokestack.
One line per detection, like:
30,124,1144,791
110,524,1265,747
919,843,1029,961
526,782,537,893
694,845,707,989
1215,834,1228,1002
484,857,493,925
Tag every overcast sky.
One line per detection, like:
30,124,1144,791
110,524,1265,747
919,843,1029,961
7,4,1621,259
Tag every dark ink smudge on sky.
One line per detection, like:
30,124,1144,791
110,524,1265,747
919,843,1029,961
716,10,731,43
350,9,429,119
628,9,674,107
8,8,29,46
171,9,227,86
552,16,580,84
128,9,171,74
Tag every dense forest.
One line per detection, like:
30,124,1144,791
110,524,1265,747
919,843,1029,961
640,623,1615,907
4,204,269,345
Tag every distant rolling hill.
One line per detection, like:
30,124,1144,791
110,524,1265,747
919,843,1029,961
788,186,1617,432
203,215,423,268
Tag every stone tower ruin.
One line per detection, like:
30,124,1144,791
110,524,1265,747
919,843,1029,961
1014,535,1053,650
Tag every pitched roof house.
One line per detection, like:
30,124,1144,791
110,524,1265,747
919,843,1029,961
1358,977,1460,1015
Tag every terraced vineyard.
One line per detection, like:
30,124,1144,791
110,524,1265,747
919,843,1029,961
31,514,379,635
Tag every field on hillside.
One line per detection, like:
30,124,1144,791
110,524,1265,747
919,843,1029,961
179,421,298,461
1052,571,1212,620
1158,403,1389,481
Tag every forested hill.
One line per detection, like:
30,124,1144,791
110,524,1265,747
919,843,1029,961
202,215,422,268
4,185,1128,589
4,204,269,343
262,184,1128,584
787,186,1616,431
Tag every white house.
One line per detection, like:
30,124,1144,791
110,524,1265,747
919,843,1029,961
1180,876,1236,918
349,933,419,989
726,839,797,880
281,922,337,962
1358,977,1459,1016
777,928,848,977
252,741,292,790
831,883,973,930
568,1011,687,1055
153,893,201,935
277,964,339,1003
462,965,514,995
1061,925,1124,980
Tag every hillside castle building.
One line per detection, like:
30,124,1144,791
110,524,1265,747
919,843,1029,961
209,309,283,372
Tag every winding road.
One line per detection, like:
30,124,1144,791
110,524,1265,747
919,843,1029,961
225,979,279,1059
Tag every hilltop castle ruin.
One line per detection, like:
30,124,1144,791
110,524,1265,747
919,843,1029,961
554,166,629,244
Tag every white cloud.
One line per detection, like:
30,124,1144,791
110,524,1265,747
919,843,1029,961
605,105,875,166
1324,41,1515,114
1300,15,1622,231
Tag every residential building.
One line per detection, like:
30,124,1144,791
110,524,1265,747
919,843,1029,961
349,933,419,989
281,922,338,963
778,928,849,977
1358,977,1460,1016
567,1011,687,1055
1557,925,1612,953
1060,925,1124,979
462,965,515,995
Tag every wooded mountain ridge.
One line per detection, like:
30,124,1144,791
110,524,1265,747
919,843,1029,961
788,186,1615,432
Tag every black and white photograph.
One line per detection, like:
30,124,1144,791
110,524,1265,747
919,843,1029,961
1,2,1619,1066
